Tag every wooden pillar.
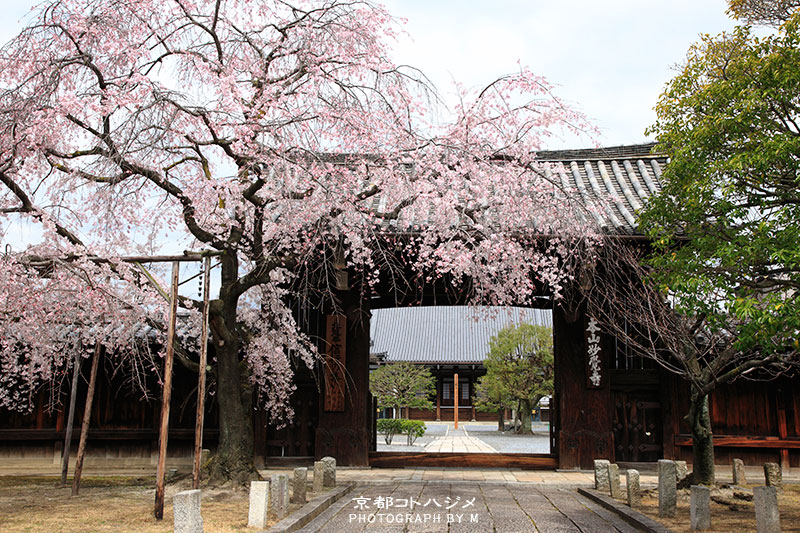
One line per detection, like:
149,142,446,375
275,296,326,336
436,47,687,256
315,286,371,465
71,342,101,496
192,256,211,489
470,370,476,421
454,373,459,429
554,301,613,470
777,388,791,473
661,370,678,460
435,372,441,421
60,350,82,486
154,262,179,519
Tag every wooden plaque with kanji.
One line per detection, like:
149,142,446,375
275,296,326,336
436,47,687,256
324,314,347,411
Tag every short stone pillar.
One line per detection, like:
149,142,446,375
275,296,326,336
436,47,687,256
593,459,610,491
690,485,711,531
732,458,747,485
753,486,781,533
269,473,289,520
658,459,677,518
247,481,269,529
321,456,336,488
608,463,622,498
626,469,641,508
312,461,324,493
764,463,782,489
200,448,211,466
174,489,203,533
676,460,688,483
291,467,308,504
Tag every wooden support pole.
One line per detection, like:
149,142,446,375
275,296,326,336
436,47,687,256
435,373,441,421
454,373,459,430
192,256,211,490
71,342,101,496
60,350,82,487
154,262,180,520
470,370,476,421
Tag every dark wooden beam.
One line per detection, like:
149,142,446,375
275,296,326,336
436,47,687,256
369,452,558,469
0,428,219,441
674,435,800,449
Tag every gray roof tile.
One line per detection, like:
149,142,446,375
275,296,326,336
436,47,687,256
370,306,552,364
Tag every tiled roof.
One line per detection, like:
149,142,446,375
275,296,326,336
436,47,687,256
370,306,552,364
535,143,665,232
359,143,666,235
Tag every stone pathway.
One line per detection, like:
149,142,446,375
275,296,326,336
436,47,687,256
423,427,498,454
302,482,644,532
258,467,656,485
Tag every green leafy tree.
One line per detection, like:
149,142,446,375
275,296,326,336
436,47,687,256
474,369,516,431
475,323,553,434
727,0,800,26
630,6,800,484
370,362,435,417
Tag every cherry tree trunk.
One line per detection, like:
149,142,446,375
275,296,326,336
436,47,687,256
206,253,257,483
208,335,255,482
687,390,715,485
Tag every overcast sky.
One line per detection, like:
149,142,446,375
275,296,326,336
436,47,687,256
1,0,738,150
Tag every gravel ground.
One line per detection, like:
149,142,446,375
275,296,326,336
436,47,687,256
464,422,552,453
466,431,551,453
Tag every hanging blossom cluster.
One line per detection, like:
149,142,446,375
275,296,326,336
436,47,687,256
238,268,317,423
0,253,165,411
0,0,606,422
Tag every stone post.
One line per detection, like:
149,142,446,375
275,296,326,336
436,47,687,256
247,481,269,529
658,459,677,518
690,485,711,531
291,467,308,504
608,463,622,498
626,469,641,508
313,461,324,492
732,458,747,485
753,486,781,533
173,489,203,533
764,463,782,489
269,474,289,520
321,456,336,487
676,460,688,483
593,459,610,491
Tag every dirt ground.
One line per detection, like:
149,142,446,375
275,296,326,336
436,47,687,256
625,483,800,532
0,475,287,532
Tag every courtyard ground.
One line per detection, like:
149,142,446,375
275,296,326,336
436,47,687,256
0,475,254,532
376,421,551,454
2,465,799,531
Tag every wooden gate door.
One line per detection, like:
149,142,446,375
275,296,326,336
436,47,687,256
612,390,662,462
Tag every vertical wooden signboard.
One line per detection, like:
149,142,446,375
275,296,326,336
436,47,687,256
585,316,604,389
454,373,459,429
324,315,346,412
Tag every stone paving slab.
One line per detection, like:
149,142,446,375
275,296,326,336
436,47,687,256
423,426,498,454
301,482,646,532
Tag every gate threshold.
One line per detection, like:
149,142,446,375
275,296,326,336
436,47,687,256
369,452,558,469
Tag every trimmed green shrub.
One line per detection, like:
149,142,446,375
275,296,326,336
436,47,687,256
400,419,426,445
377,418,427,445
377,418,404,445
